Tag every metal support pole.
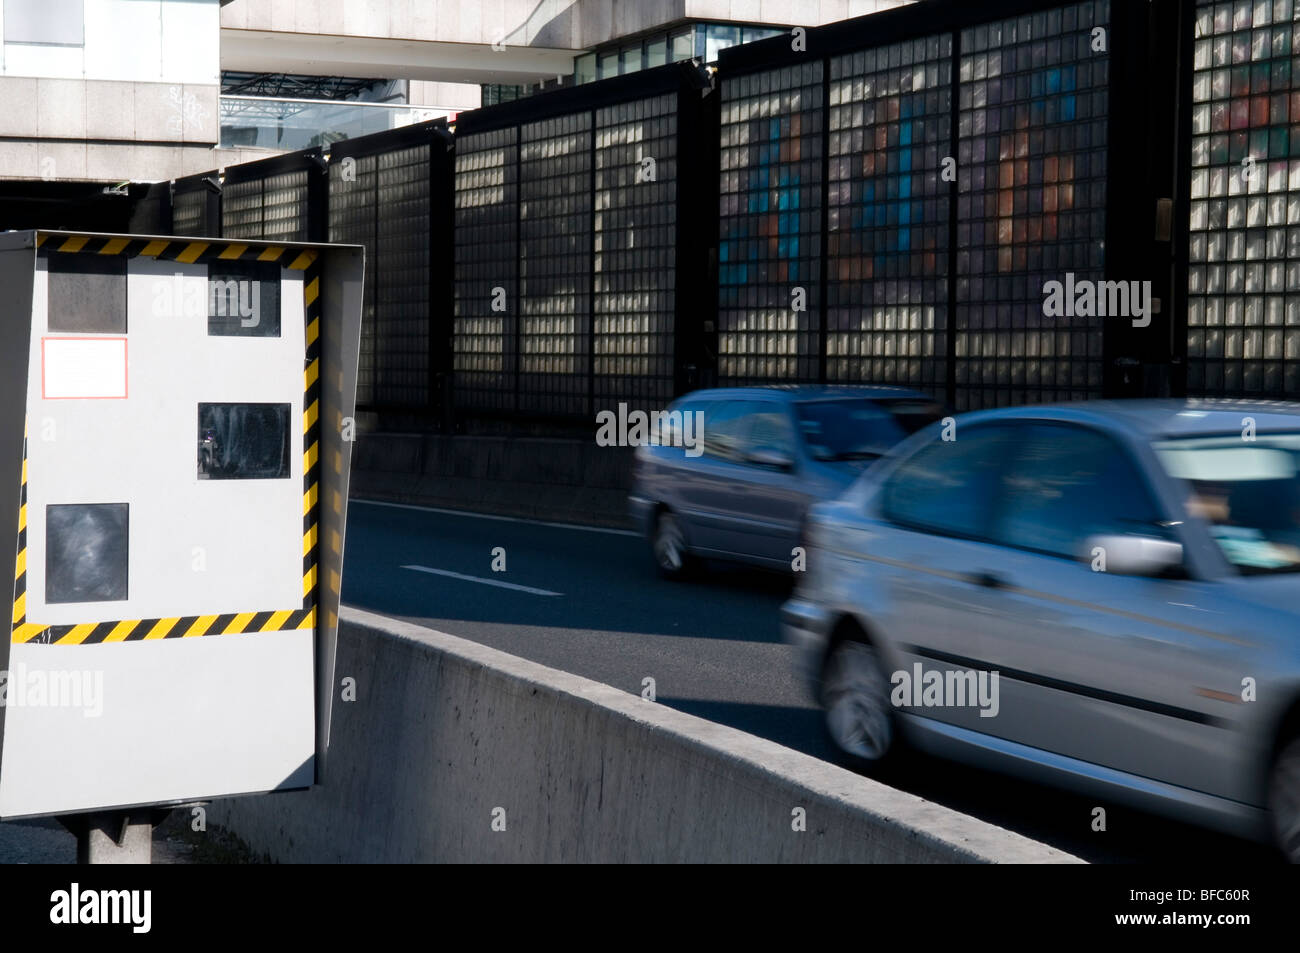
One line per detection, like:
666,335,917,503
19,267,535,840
59,809,159,864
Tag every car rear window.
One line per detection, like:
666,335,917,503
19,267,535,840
877,398,947,436
795,399,907,462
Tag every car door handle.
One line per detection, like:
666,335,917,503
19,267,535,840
967,570,1009,590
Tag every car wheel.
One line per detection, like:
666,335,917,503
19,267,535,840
1269,734,1300,862
652,511,695,580
821,638,895,769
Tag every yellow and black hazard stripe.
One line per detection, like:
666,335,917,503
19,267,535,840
34,232,318,271
15,609,317,646
12,235,323,645
12,421,31,641
302,257,322,616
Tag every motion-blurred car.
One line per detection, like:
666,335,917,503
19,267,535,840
782,400,1300,859
629,386,946,577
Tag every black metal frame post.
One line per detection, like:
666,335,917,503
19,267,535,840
1169,0,1197,399
672,64,720,398
1101,0,1175,399
430,124,457,430
946,28,962,410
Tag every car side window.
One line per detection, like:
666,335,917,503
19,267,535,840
747,407,796,458
991,424,1171,560
702,401,754,463
880,425,1018,539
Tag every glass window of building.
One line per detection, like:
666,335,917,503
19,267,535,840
670,29,694,62
575,53,596,85
705,23,740,62
598,50,619,79
481,84,525,106
646,38,667,69
3,0,83,45
621,43,642,74
741,26,780,44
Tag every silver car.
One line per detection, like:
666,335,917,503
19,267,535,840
782,400,1300,859
629,386,945,577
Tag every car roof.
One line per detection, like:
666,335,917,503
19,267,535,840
955,398,1300,439
675,385,937,403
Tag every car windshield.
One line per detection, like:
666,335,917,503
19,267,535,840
1154,433,1300,574
795,399,909,462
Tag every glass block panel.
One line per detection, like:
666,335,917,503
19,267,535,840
955,1,1111,410
329,152,379,406
1188,0,1300,397
594,92,678,412
222,170,310,242
717,61,825,384
518,112,593,416
374,144,433,406
826,33,953,396
453,127,519,413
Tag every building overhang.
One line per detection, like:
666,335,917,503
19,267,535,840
221,29,579,86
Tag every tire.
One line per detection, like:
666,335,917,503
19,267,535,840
651,511,695,580
1268,734,1300,862
821,636,896,771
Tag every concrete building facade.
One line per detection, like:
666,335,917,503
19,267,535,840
0,0,914,183
0,0,221,181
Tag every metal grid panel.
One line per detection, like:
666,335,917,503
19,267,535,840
594,93,678,412
518,113,592,416
955,1,1110,410
328,154,379,406
374,144,432,407
718,62,824,384
827,34,953,393
453,127,518,413
1188,0,1300,397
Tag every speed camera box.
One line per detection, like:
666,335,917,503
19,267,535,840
0,230,363,818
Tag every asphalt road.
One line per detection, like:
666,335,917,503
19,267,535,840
342,499,1280,865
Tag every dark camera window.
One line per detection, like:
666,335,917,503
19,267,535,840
207,261,281,337
46,503,129,604
198,403,291,479
45,252,127,333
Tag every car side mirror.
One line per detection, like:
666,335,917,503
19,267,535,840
747,448,795,471
1083,535,1184,578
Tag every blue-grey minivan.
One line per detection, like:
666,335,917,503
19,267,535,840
629,386,945,577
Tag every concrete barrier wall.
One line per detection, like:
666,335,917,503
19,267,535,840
205,608,1082,863
349,434,633,528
